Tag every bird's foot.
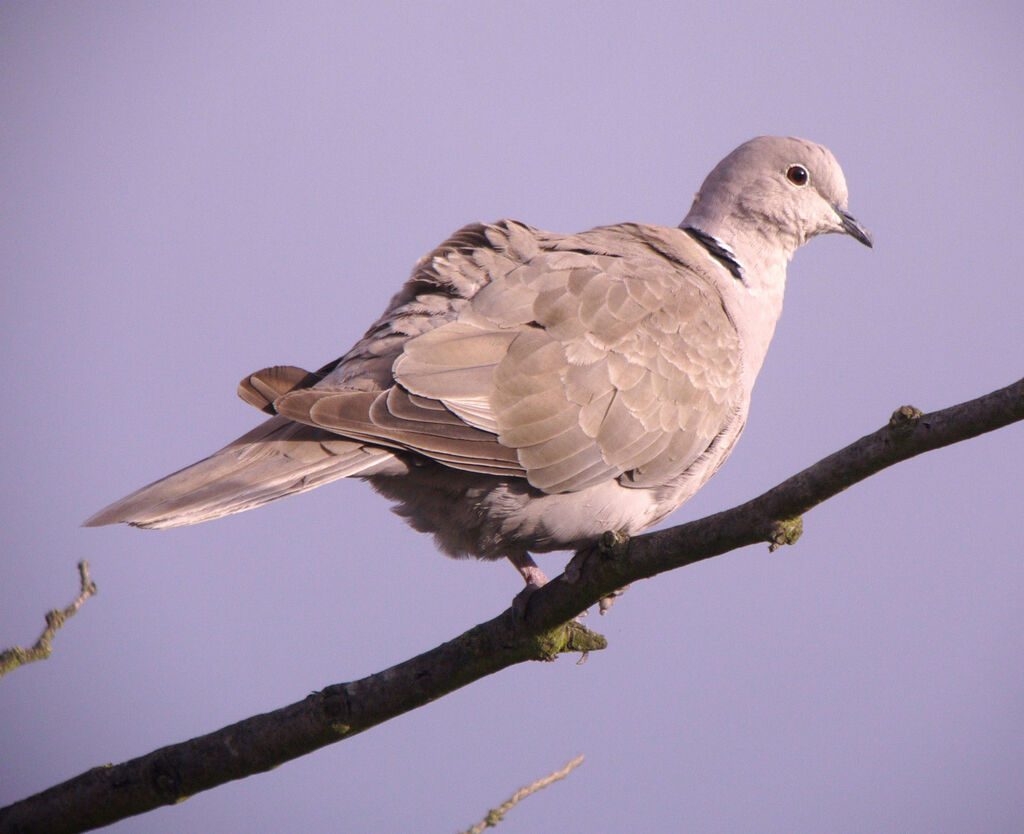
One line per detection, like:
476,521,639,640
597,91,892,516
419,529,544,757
566,530,631,615
598,584,631,615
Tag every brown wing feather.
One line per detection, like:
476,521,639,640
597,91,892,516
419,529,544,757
270,233,743,494
238,365,325,413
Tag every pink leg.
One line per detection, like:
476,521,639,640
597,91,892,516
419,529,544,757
507,552,549,591
507,552,548,617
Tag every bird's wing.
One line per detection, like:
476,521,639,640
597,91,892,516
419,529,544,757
275,225,746,493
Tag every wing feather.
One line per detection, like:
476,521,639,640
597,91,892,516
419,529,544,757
267,224,744,494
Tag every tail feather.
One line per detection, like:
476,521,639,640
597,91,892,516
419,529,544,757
83,416,395,529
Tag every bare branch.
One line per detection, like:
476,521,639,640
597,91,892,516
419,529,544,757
459,754,585,834
1,377,1021,833
0,561,98,681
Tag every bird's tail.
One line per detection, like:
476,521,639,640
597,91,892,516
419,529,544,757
83,416,394,529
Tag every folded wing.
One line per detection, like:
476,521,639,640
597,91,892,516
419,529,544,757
275,241,745,494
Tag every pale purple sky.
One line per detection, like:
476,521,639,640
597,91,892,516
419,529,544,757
2,3,1022,832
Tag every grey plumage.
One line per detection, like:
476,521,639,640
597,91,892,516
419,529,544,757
85,136,871,588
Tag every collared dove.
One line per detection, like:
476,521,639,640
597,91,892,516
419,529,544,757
85,136,871,593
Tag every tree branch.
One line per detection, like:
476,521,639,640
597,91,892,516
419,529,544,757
459,754,585,833
2,377,1021,833
0,561,97,681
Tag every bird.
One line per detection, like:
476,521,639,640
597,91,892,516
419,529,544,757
85,136,872,596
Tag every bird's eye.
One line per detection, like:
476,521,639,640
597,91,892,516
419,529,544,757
786,164,809,187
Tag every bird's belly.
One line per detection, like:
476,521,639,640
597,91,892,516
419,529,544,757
366,463,693,561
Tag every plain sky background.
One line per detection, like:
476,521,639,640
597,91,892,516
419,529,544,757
2,2,1022,832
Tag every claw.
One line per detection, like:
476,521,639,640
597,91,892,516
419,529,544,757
598,584,631,615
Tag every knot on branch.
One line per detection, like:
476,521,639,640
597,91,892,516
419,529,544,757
888,405,923,439
598,529,630,558
768,517,803,552
530,621,607,662
560,621,607,654
151,760,188,804
564,530,631,587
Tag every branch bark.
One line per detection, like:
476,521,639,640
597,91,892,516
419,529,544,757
2,377,1021,833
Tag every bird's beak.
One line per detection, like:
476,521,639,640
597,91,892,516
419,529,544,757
837,208,873,248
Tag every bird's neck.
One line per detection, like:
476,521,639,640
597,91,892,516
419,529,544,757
680,214,792,389
682,199,801,275
723,257,788,389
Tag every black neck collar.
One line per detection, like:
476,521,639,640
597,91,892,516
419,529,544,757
682,226,744,282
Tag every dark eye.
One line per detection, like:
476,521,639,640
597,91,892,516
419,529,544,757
786,164,809,186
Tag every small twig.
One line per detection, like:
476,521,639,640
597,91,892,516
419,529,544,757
0,561,98,680
459,754,585,833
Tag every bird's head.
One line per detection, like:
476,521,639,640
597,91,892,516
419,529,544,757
683,136,872,268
